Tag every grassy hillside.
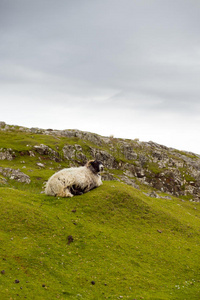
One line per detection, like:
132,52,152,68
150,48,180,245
0,125,200,299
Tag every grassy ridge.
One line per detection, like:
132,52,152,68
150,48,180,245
1,182,200,299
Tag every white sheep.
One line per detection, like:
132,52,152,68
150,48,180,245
45,160,104,197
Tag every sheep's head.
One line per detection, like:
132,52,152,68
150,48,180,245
87,160,104,173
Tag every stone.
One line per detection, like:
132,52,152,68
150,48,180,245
30,127,40,133
101,172,116,181
0,122,6,128
121,142,137,160
62,145,76,160
149,191,159,198
36,163,45,168
119,175,139,189
90,148,117,168
0,177,7,185
34,144,50,155
28,151,35,157
0,149,15,161
62,144,87,162
0,167,31,184
34,144,60,161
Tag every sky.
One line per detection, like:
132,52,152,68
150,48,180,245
1,0,200,154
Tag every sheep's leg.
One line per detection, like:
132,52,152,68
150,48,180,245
70,185,84,196
57,187,74,198
84,183,96,193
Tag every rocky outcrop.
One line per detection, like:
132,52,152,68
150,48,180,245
101,172,116,181
89,148,118,169
0,167,31,184
120,142,138,160
62,144,87,163
0,122,6,128
118,174,139,189
34,144,60,162
30,134,200,201
1,122,200,201
0,149,15,161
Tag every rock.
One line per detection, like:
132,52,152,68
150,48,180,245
119,175,139,189
76,131,102,146
0,148,15,161
34,144,50,155
121,142,137,160
75,145,87,162
62,144,87,163
123,170,134,177
0,167,31,184
60,130,103,146
149,191,159,198
0,177,7,185
139,154,148,167
0,122,6,128
28,151,35,157
164,196,172,200
135,167,145,178
62,145,76,160
34,144,60,161
30,127,40,133
36,163,45,168
90,148,117,168
101,172,116,181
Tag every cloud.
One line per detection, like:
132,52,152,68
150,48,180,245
1,0,200,153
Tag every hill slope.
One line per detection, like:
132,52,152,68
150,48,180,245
0,121,200,201
0,123,200,299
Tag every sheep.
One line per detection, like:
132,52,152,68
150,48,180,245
45,160,104,197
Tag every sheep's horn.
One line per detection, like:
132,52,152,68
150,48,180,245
86,160,94,167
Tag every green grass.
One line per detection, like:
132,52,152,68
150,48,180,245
145,162,166,175
0,182,200,299
179,167,196,183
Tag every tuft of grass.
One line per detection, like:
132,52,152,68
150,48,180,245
179,167,196,183
145,162,166,175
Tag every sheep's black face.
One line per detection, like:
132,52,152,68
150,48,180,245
91,160,104,173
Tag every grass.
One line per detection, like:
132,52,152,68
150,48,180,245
179,167,196,183
145,162,166,175
0,182,200,299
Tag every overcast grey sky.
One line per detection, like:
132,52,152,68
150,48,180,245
1,0,200,153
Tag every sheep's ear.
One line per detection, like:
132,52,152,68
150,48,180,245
86,160,94,167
